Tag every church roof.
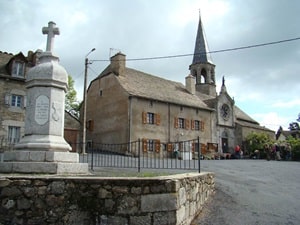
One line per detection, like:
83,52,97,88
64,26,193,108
97,67,212,110
192,15,213,65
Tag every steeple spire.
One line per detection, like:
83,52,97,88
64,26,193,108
189,12,216,97
192,13,213,64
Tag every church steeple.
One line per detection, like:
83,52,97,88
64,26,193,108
189,13,216,97
192,14,213,64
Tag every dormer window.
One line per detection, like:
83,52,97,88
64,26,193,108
12,61,25,78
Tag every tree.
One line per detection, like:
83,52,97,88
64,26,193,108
245,132,273,157
65,75,80,117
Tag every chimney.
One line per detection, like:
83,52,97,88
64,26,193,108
185,74,195,95
110,52,126,75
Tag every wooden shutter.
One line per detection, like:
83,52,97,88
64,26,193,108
142,138,148,152
142,112,147,124
191,120,195,130
174,117,178,128
155,113,161,125
167,143,173,152
5,94,10,105
192,141,195,152
201,121,205,131
155,139,160,152
23,96,27,108
185,119,190,130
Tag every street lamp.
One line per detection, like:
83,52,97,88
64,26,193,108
82,48,95,154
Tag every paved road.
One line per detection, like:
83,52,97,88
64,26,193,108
193,160,300,225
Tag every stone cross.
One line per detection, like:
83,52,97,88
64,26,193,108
42,21,60,52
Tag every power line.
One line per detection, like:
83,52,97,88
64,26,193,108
91,36,300,62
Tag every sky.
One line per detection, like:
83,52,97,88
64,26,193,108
1,0,300,131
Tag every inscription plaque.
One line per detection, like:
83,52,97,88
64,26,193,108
35,95,49,125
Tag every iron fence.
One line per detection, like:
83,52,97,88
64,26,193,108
80,137,201,173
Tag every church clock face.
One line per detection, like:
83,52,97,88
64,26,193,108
220,104,230,120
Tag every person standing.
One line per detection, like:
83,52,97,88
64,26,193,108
275,143,281,161
235,145,241,159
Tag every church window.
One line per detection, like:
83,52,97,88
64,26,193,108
12,61,25,78
99,90,103,96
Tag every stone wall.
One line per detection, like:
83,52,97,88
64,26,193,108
0,172,214,225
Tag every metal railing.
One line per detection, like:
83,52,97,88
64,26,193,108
80,137,201,173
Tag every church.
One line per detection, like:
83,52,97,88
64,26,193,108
85,15,274,156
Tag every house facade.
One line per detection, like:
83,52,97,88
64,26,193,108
85,15,274,156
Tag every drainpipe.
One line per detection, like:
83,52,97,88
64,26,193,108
128,96,132,152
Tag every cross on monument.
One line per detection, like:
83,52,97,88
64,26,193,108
42,21,60,52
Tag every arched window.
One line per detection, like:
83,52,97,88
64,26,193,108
200,68,207,83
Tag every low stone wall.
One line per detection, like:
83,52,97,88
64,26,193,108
0,172,215,225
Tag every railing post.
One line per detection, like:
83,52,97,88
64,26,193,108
198,136,201,173
138,139,141,173
91,147,94,171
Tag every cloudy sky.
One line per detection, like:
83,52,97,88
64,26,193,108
1,0,299,131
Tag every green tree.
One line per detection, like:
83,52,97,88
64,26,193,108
65,75,80,117
245,132,273,158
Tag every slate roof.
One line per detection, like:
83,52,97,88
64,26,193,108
99,67,213,111
192,16,213,65
97,64,269,126
0,51,14,75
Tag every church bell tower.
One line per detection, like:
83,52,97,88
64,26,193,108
189,14,216,97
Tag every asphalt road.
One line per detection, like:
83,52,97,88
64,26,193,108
192,160,300,225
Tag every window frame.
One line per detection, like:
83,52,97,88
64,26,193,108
11,95,22,107
12,61,25,78
8,126,21,144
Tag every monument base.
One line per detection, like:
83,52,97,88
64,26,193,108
0,162,89,174
14,135,72,152
0,151,89,174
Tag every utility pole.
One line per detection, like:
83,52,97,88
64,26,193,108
82,48,95,154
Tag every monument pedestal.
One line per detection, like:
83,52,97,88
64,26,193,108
0,151,89,174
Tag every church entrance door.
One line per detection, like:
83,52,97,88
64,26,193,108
222,138,228,153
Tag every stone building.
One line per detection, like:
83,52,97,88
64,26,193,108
85,15,274,156
0,50,80,152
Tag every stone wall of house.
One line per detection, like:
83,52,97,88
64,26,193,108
0,172,214,225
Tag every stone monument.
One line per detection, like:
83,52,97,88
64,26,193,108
0,21,89,174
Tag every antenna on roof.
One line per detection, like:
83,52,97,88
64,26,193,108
109,48,121,58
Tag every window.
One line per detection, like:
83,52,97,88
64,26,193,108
11,95,22,107
174,117,189,129
194,120,200,130
147,140,154,151
191,120,204,131
142,112,160,125
147,113,155,124
99,90,103,96
12,61,25,77
142,139,160,152
8,126,21,144
179,118,185,129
